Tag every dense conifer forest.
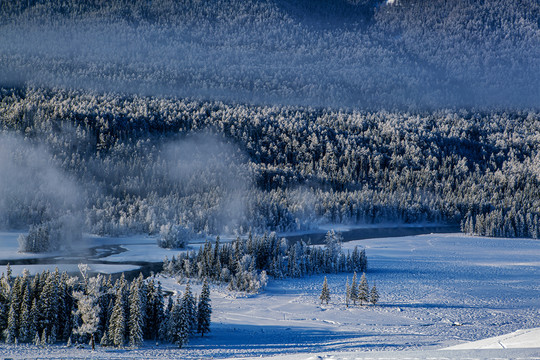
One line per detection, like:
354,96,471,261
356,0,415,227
0,86,539,249
0,265,212,347
0,0,539,250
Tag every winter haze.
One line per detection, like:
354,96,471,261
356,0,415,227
0,0,538,110
0,0,539,358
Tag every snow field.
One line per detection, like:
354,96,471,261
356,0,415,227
0,232,539,359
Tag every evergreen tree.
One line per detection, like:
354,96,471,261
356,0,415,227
128,280,143,347
109,289,126,347
154,281,165,339
39,271,59,338
28,298,38,343
320,276,330,305
40,328,47,346
358,273,369,306
197,279,211,337
100,331,109,347
370,284,379,305
350,272,358,305
160,296,173,342
18,287,30,342
176,298,190,348
345,276,351,308
168,294,182,346
4,302,17,343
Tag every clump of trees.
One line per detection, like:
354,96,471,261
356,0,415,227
163,231,368,293
322,272,379,307
17,215,83,253
157,224,197,249
0,265,211,348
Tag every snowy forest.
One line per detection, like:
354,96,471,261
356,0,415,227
0,0,539,251
0,265,212,348
0,87,539,252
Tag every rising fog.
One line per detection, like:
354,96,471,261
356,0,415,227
162,133,252,233
0,133,83,232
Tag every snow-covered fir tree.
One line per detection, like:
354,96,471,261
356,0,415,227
320,277,330,305
4,302,17,344
370,284,379,305
358,273,369,306
350,272,358,305
345,276,351,308
197,279,212,337
181,283,197,335
109,288,126,347
128,279,144,347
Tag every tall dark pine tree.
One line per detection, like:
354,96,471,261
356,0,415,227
4,302,17,343
181,283,196,334
197,279,211,337
17,284,31,342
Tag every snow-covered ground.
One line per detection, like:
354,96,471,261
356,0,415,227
1,233,539,359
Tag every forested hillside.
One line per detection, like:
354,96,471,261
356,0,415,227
0,0,538,109
0,0,539,249
1,87,539,246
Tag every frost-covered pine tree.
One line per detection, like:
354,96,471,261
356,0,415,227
170,294,190,348
320,276,330,305
40,271,59,339
358,273,369,306
370,283,379,305
144,278,164,341
40,328,47,346
28,298,38,342
197,279,211,337
4,302,17,343
33,331,40,346
181,283,196,334
128,280,144,347
324,230,343,272
177,299,191,348
159,295,172,342
100,331,109,347
109,289,126,347
72,268,102,351
18,287,30,342
345,276,351,308
350,272,358,305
